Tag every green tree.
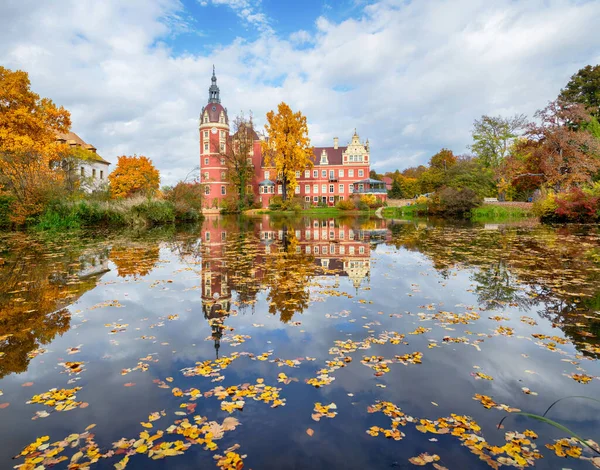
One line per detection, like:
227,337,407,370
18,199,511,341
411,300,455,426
388,179,403,199
470,114,528,168
261,102,313,201
559,64,600,117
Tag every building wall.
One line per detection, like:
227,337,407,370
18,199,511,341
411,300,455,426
79,160,110,192
199,112,229,209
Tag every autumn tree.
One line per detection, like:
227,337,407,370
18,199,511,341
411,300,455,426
526,100,600,190
429,148,457,171
0,66,71,223
559,64,600,117
261,102,313,201
470,114,528,168
108,155,160,199
219,113,257,210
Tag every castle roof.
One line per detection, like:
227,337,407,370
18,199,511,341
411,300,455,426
54,131,110,164
202,102,228,124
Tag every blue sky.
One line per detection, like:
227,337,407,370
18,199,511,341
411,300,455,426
1,0,600,184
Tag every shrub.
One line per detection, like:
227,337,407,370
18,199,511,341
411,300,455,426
132,200,175,225
268,196,284,210
360,194,378,208
0,195,15,228
164,182,203,220
282,197,302,212
532,191,558,220
554,188,600,222
431,187,482,216
335,199,355,210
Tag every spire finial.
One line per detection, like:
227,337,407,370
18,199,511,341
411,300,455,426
208,65,221,104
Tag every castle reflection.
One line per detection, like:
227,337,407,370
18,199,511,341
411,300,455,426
198,215,389,355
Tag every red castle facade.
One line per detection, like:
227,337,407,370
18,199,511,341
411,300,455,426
199,68,387,209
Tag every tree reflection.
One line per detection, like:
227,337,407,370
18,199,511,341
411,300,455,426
388,222,600,358
0,236,109,377
110,243,160,278
263,226,315,323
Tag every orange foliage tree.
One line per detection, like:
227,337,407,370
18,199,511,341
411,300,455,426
261,102,313,201
0,66,71,224
108,155,160,199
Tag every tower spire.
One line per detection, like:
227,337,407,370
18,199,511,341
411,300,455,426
208,65,221,104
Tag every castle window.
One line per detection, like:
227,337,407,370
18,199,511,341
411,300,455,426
313,196,318,203
205,186,210,195
305,185,310,194
204,131,208,138
100,170,104,179
359,169,364,177
304,170,310,178
305,196,310,202
359,246,365,254
339,184,344,193
220,158,225,165
204,172,209,180
220,143,224,152
92,169,96,178
221,185,226,195
321,184,326,193
349,185,354,193
264,171,270,179
204,158,209,165
329,184,334,193
221,171,226,180
321,170,326,178
313,170,317,178
204,143,208,151
329,196,334,202
295,171,300,178
278,185,282,194
339,169,344,177
295,186,300,194
313,184,318,193
349,169,354,177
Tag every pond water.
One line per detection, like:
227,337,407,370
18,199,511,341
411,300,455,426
1,215,600,470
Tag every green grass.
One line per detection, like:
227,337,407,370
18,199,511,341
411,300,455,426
382,204,428,219
470,205,534,221
255,207,371,216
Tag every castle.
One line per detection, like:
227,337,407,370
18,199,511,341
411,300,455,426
199,68,387,209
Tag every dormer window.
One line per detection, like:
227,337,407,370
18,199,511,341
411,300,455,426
320,150,328,165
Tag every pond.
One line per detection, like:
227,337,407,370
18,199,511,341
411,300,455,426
1,215,599,470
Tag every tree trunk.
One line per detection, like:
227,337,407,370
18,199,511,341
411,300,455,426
282,179,288,201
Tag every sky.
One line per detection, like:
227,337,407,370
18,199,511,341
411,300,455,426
1,0,600,185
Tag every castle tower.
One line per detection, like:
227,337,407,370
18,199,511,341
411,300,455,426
200,66,229,209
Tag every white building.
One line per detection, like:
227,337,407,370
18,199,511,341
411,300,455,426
55,131,110,191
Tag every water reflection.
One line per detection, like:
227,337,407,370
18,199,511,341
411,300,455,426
1,217,600,470
0,235,110,378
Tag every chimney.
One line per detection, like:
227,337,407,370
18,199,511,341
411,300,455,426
333,137,339,149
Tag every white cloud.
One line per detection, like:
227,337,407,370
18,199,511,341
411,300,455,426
1,0,599,184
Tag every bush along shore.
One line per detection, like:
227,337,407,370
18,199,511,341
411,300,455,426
0,196,202,232
382,188,536,221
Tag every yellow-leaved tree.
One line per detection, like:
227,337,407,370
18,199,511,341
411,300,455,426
108,155,160,199
0,66,71,224
261,102,313,201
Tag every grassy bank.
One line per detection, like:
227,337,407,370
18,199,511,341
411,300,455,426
248,207,372,216
470,204,534,221
382,203,535,221
382,204,428,219
34,197,201,232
